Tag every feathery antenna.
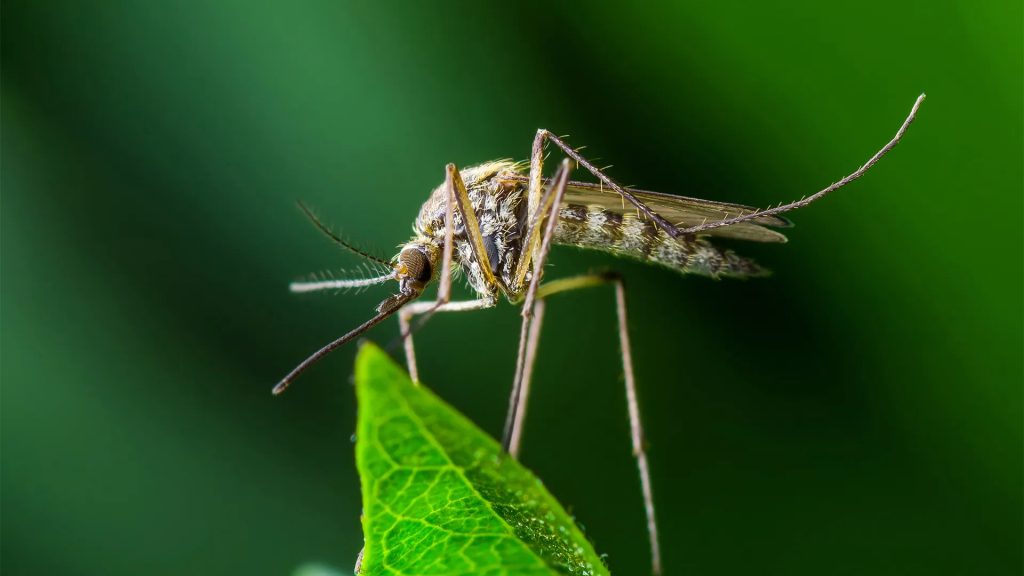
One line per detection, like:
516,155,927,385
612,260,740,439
290,273,395,293
297,201,392,266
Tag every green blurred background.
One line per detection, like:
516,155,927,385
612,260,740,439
3,1,1020,574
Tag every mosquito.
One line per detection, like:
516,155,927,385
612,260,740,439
274,94,925,575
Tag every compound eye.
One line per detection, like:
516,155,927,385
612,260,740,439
399,249,432,284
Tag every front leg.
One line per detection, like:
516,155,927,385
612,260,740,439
398,163,500,382
398,298,495,383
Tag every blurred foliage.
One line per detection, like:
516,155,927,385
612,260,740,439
2,1,1020,575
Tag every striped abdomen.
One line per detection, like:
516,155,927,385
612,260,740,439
553,204,767,278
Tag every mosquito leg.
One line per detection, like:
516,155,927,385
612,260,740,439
443,163,500,293
507,272,663,575
395,165,457,380
400,299,497,316
611,277,661,576
510,125,687,292
397,163,500,379
504,159,572,448
435,166,458,304
532,95,924,240
533,129,682,238
398,300,494,383
676,93,925,234
397,298,495,382
398,310,420,382
505,298,544,457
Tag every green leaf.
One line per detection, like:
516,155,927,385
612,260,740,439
355,343,610,576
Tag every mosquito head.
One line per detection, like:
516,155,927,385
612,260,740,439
394,241,439,294
273,211,443,395
275,245,431,395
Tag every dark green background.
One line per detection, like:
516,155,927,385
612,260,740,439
3,2,1020,575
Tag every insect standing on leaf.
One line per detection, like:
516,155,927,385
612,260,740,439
274,95,925,575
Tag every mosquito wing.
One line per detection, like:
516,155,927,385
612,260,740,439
559,180,792,243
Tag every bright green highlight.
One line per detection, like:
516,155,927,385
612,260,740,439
355,344,609,576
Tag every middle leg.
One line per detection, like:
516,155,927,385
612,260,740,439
505,159,573,445
506,272,663,576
